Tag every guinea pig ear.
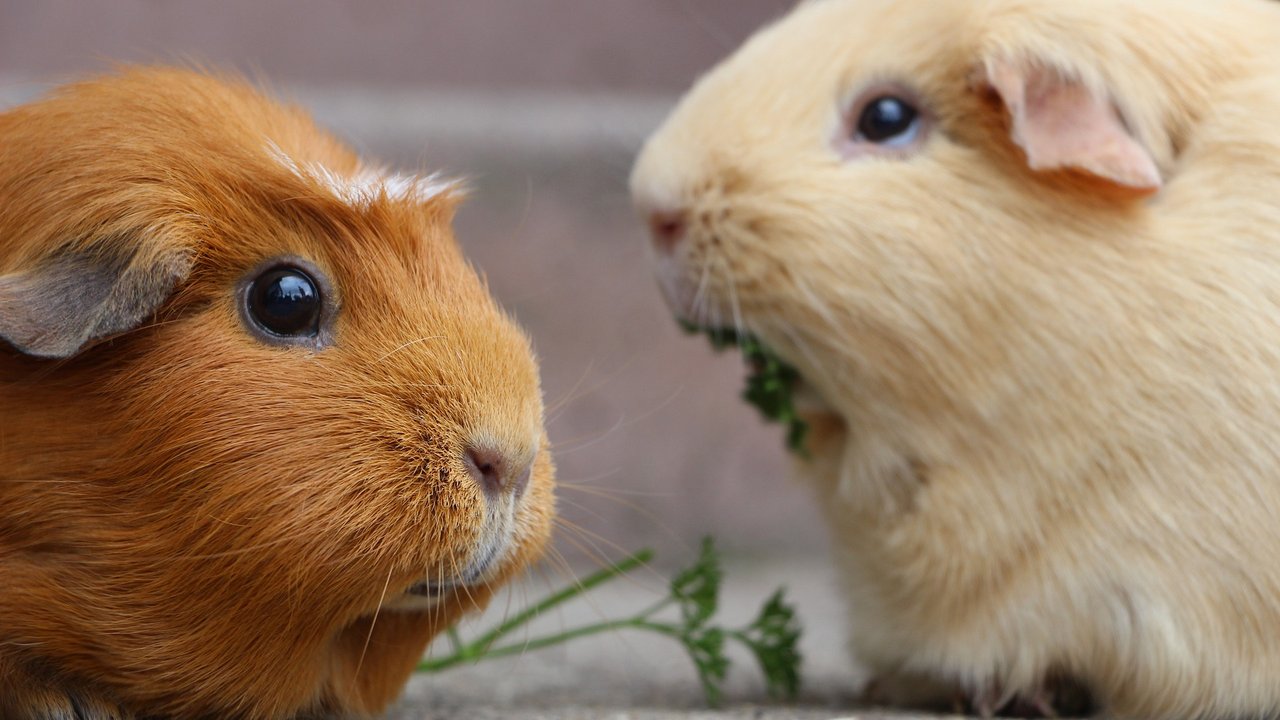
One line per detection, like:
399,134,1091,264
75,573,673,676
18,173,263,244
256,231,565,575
980,56,1162,193
0,242,191,359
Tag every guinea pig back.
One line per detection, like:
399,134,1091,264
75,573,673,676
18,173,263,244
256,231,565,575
0,67,555,719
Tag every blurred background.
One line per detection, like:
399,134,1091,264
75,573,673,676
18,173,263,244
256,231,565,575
0,0,828,570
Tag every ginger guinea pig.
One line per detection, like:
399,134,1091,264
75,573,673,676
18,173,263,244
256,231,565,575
0,67,554,719
632,0,1280,716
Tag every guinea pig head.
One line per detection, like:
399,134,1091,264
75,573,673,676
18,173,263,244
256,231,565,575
631,0,1220,488
0,68,554,718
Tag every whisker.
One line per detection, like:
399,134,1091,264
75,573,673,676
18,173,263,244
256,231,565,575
556,479,676,499
536,541,669,670
545,358,598,418
546,355,644,428
541,546,583,588
690,250,715,326
551,520,668,593
517,546,647,665
718,256,749,344
543,536,655,631
359,381,454,390
462,550,484,613
352,565,395,683
373,335,446,364
550,384,687,458
435,560,450,640
551,524,625,575
554,494,688,556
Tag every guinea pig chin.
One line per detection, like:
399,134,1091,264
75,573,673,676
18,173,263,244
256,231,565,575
385,495,522,612
648,230,743,331
652,252,701,323
636,183,752,330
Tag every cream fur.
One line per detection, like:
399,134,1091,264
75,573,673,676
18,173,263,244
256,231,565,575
631,0,1280,717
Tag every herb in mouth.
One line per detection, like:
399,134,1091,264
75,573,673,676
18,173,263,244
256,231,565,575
680,321,809,455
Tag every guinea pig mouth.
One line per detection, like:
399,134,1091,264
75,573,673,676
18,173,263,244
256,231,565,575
680,321,811,454
405,582,454,599
404,542,504,599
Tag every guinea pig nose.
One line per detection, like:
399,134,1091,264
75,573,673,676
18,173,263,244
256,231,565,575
464,445,533,498
648,209,687,254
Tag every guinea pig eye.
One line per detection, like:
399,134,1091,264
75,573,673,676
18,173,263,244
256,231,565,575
856,96,920,145
247,266,322,338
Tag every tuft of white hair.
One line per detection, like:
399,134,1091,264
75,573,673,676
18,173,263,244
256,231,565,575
266,141,459,207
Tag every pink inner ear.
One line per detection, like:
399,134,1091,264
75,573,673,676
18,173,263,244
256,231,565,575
987,59,1162,192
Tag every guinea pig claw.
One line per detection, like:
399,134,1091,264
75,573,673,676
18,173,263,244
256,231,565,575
965,680,1067,719
969,684,1002,719
1030,692,1059,718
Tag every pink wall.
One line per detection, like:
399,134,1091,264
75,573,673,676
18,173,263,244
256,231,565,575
1,1,787,91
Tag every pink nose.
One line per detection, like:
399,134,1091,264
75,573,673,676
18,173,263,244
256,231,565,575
465,445,532,498
648,209,687,254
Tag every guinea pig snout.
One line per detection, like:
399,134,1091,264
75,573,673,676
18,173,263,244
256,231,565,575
647,208,688,254
463,443,533,498
635,198,697,312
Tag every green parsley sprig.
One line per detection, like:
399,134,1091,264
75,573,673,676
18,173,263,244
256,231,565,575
417,538,802,706
681,321,810,455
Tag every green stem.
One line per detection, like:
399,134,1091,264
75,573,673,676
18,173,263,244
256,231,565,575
433,548,656,664
634,597,675,620
418,618,681,672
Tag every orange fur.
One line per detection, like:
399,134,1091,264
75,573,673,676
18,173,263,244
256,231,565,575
633,0,1280,717
0,67,555,719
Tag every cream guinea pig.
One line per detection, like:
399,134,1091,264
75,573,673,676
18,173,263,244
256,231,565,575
632,0,1280,717
0,67,555,719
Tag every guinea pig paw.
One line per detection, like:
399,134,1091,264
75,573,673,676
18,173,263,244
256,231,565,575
964,674,1094,719
3,685,133,720
965,683,1003,719
963,681,1038,719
